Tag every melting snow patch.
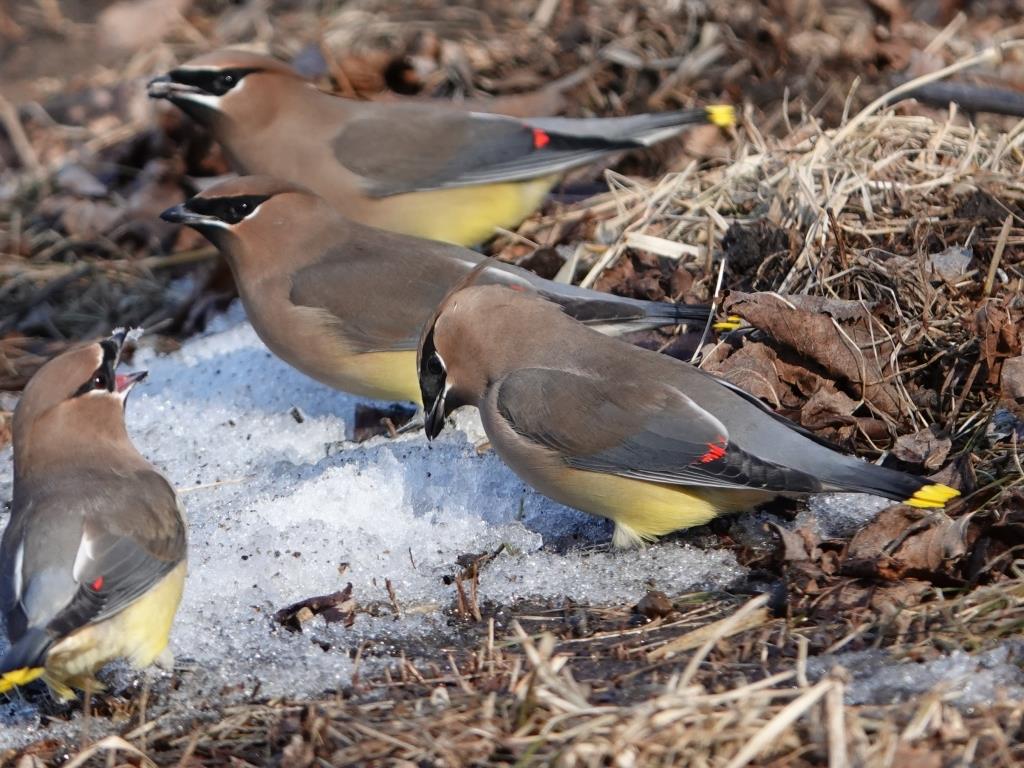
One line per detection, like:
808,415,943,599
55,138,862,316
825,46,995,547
0,305,743,744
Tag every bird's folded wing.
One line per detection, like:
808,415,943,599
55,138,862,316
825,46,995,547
332,109,630,196
289,250,454,354
40,471,185,639
495,367,821,492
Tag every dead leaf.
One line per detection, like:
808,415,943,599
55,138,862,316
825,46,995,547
844,508,972,581
712,342,786,406
975,303,1023,385
799,384,859,431
724,292,904,418
892,426,952,471
274,584,355,632
927,245,973,281
769,522,819,563
1000,355,1024,404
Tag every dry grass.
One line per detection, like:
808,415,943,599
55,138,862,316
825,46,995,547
12,577,1018,768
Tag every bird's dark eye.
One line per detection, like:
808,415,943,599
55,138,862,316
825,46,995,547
231,201,250,219
73,364,113,398
427,355,444,376
214,73,235,93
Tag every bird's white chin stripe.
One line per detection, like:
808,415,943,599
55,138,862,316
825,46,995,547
193,217,231,230
175,92,224,110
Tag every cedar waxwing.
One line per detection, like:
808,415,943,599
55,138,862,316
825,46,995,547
148,50,735,245
0,333,187,699
418,285,961,548
160,175,716,404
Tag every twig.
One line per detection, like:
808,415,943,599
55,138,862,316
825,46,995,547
984,214,1013,296
690,256,728,365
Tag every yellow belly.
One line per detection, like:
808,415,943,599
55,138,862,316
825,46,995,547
547,469,774,547
260,303,424,404
41,561,186,699
368,176,558,245
337,350,423,404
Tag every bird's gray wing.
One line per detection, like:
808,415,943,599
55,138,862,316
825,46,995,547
11,470,186,647
495,367,822,492
332,107,635,197
287,236,478,354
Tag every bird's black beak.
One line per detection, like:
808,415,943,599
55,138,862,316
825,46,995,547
104,329,147,398
424,393,447,440
160,203,213,228
115,370,148,394
147,74,201,100
146,74,172,97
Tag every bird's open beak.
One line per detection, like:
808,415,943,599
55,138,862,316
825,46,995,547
147,75,202,101
115,370,148,394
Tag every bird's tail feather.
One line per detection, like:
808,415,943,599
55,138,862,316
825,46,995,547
0,666,45,693
0,628,52,694
830,461,960,509
535,276,713,334
646,300,714,326
526,105,736,147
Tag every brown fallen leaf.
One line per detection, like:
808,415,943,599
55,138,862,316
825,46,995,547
769,522,818,563
1000,355,1024,405
843,507,973,582
274,584,355,633
712,342,786,406
975,303,1023,385
892,426,952,471
594,251,668,302
723,291,904,419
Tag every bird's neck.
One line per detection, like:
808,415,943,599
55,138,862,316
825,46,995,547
13,416,147,485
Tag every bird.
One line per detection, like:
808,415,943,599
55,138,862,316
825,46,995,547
418,284,961,548
0,332,187,699
148,49,735,245
160,175,719,404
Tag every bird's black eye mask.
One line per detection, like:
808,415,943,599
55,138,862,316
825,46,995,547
168,67,260,96
72,340,119,397
187,194,271,225
419,326,449,439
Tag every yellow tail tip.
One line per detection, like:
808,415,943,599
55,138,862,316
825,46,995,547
905,483,960,509
706,104,736,128
0,667,45,693
713,315,743,332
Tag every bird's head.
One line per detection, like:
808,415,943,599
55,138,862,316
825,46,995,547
159,175,329,270
419,276,527,440
148,49,306,132
14,331,147,475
